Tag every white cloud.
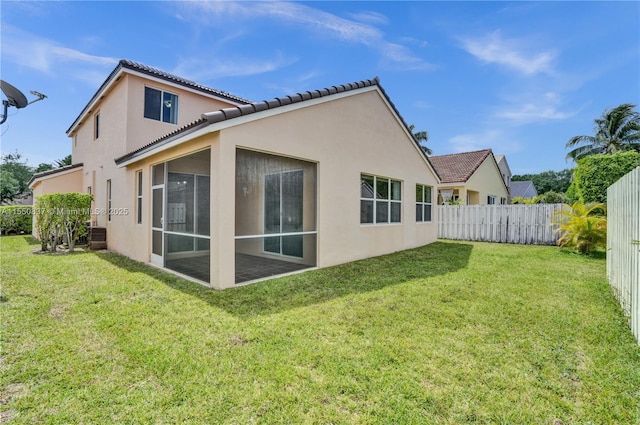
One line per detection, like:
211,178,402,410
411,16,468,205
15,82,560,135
460,30,555,76
177,1,434,71
2,25,117,75
173,53,297,80
495,91,580,124
448,129,523,154
347,11,389,26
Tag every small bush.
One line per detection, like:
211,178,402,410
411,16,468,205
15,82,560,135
0,205,32,235
34,193,92,251
552,201,607,254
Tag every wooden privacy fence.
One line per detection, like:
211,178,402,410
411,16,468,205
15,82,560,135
438,204,565,245
607,166,640,345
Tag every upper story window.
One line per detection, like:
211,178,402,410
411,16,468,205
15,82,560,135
488,195,497,205
144,87,178,124
360,174,402,225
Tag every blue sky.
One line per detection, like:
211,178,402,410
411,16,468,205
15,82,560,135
1,1,638,175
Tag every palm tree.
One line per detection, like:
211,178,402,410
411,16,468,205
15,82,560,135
409,124,432,155
565,103,640,161
54,154,73,168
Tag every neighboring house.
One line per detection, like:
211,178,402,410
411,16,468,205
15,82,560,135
494,154,512,199
29,60,440,289
429,149,509,205
510,181,539,200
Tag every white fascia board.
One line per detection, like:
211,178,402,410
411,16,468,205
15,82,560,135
117,86,379,168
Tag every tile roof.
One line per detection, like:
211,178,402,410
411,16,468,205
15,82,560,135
27,162,83,188
114,76,440,181
66,59,251,134
429,149,493,183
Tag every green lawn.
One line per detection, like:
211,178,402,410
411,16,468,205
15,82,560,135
1,236,639,424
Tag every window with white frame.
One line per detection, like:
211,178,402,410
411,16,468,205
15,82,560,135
360,174,401,224
144,87,178,124
500,197,507,205
136,171,143,224
487,195,497,205
416,184,432,222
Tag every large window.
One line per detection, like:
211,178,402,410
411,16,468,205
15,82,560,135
360,174,402,224
144,87,178,124
235,149,317,284
416,184,432,222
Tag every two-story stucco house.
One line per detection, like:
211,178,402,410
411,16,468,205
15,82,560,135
429,149,509,205
29,60,441,289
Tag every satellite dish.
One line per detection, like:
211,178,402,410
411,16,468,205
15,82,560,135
0,80,28,108
0,79,47,125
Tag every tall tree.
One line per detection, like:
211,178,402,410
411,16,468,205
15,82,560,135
512,169,573,194
0,152,33,203
409,124,432,155
566,103,640,161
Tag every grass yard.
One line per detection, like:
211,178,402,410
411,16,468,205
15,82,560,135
1,236,639,424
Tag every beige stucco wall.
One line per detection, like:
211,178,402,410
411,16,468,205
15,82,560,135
67,71,242,249
466,156,509,204
31,168,84,199
439,157,508,205
210,88,438,288
66,82,438,289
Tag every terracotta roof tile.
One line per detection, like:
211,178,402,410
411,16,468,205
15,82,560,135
429,149,493,183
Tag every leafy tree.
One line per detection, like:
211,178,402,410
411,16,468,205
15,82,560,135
552,202,607,255
566,103,640,161
35,163,54,173
409,124,432,155
0,152,33,203
512,169,573,194
538,191,567,204
573,151,640,203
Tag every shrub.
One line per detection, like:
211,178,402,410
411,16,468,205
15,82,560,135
538,191,568,204
0,205,32,235
573,151,640,203
551,201,607,255
34,193,92,251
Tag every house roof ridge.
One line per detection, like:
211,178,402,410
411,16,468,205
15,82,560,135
430,148,492,159
200,76,380,125
429,149,494,183
66,59,251,135
114,75,441,182
119,60,252,104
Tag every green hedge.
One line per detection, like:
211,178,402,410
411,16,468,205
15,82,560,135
0,205,32,235
573,151,640,203
34,193,92,251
